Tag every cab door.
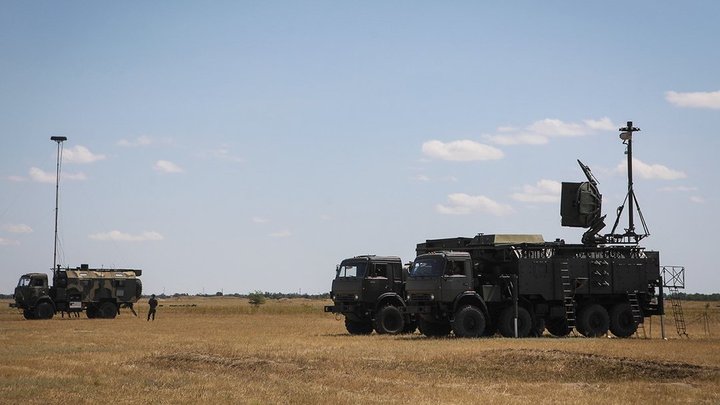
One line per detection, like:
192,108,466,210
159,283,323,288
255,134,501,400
363,262,391,302
440,259,471,302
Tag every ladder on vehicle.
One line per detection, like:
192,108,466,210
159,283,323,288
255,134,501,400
668,287,688,338
559,261,576,330
628,291,646,338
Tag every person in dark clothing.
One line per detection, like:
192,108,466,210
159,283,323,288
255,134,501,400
147,294,158,321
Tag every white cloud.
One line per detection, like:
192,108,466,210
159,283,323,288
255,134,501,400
29,167,86,183
657,185,698,192
436,193,513,216
484,133,549,146
3,224,33,233
6,175,26,182
63,146,106,164
117,136,154,147
269,229,292,238
89,230,164,242
527,119,587,137
616,158,686,180
0,237,20,246
153,160,184,174
252,217,269,224
484,117,617,146
690,196,706,204
201,148,244,163
584,117,616,131
511,179,562,203
665,90,720,110
412,174,431,182
422,140,504,161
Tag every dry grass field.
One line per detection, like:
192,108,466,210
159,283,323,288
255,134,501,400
1,297,719,404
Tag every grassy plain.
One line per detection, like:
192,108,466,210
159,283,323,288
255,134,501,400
1,297,719,404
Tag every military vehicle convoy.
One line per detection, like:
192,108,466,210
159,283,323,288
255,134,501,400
324,255,416,334
326,121,668,338
11,264,143,319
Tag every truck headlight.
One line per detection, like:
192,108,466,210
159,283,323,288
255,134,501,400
430,294,435,301
354,294,359,301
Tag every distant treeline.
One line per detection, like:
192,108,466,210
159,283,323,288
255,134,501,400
2,292,718,301
141,292,332,300
669,292,720,301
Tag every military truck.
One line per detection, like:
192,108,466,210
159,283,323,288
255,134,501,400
324,255,416,335
405,122,666,338
11,264,143,320
406,235,662,338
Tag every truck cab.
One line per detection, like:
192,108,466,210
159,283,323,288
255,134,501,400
405,251,487,337
324,255,415,335
11,273,53,319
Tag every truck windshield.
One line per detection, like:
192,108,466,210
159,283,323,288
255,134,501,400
18,277,31,287
410,257,445,277
337,262,367,278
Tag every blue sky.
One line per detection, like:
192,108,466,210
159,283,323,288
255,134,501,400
1,1,719,294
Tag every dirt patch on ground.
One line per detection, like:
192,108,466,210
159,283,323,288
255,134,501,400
475,349,719,382
146,352,304,374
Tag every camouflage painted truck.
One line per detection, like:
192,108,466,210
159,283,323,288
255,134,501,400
324,255,416,335
11,264,143,320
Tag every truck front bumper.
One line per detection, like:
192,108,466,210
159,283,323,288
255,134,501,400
324,303,359,313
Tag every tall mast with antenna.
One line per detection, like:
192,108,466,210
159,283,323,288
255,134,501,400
50,136,67,273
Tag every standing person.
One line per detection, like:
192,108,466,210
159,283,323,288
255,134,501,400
147,294,158,321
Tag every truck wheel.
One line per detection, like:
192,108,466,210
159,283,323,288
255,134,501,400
99,302,118,319
418,319,451,337
577,304,609,337
374,305,404,335
609,303,637,338
452,305,486,338
86,305,98,319
35,302,54,320
498,306,531,338
546,317,571,337
345,319,373,335
23,309,36,320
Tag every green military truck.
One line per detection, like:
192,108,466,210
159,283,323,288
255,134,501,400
405,236,662,338
11,264,143,320
324,255,416,335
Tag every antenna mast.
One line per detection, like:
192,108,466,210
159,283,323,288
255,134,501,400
606,121,649,244
51,136,67,273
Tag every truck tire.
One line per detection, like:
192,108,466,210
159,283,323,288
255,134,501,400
345,319,373,335
498,306,531,338
418,319,451,337
135,279,143,300
577,304,609,337
452,305,486,338
546,317,571,337
374,305,404,335
99,302,118,319
35,302,54,320
23,309,36,320
86,305,98,319
609,303,637,338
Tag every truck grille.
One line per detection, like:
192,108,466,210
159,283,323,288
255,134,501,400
410,293,433,301
335,293,357,301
